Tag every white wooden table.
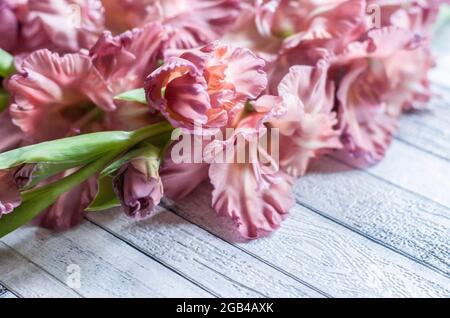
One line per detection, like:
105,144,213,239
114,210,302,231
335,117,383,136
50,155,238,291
1,26,449,298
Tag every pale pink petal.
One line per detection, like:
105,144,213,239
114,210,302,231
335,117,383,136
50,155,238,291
102,0,161,34
90,22,164,92
160,0,241,49
7,49,114,141
271,64,342,177
20,0,105,53
210,162,294,239
336,60,398,162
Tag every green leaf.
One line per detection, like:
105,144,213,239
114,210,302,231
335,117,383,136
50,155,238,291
85,175,120,212
0,121,173,170
0,131,131,170
0,122,174,237
0,150,120,238
114,88,146,104
23,162,86,190
0,49,15,78
101,142,161,177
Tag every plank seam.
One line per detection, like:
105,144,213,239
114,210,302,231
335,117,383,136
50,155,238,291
329,155,450,214
161,202,332,298
394,136,450,164
0,241,83,298
85,218,219,298
192,259,270,298
295,199,450,280
0,281,22,298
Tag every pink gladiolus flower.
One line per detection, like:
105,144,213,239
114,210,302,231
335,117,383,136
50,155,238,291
207,95,293,239
90,22,164,130
271,62,342,177
0,0,19,52
2,0,105,54
162,94,294,238
145,42,267,131
102,0,240,48
7,49,115,142
332,27,423,162
157,0,241,49
101,0,160,34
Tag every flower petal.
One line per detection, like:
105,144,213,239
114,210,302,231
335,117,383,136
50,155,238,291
8,49,114,141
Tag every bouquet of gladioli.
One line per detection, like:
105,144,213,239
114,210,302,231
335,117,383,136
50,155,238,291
0,0,448,239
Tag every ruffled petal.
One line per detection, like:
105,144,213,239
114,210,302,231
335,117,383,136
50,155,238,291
102,0,161,34
20,0,105,53
7,49,114,141
160,0,241,49
210,162,294,239
272,64,342,177
90,22,164,92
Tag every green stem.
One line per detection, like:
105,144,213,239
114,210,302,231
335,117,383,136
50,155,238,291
0,121,174,238
130,121,173,143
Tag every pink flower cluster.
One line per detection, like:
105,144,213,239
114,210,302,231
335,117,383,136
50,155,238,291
0,0,447,238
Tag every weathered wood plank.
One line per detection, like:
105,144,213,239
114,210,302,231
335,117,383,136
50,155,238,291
168,187,450,297
0,241,79,298
87,210,324,298
1,224,211,298
294,157,450,276
332,139,450,208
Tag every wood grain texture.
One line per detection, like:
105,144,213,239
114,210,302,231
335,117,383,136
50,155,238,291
1,224,210,298
0,241,79,298
332,139,450,208
87,210,323,298
294,157,450,276
168,187,450,297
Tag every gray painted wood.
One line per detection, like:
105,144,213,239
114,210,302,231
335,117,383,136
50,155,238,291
1,224,210,298
332,139,450,208
294,157,450,276
87,209,323,298
168,188,450,297
0,241,79,298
